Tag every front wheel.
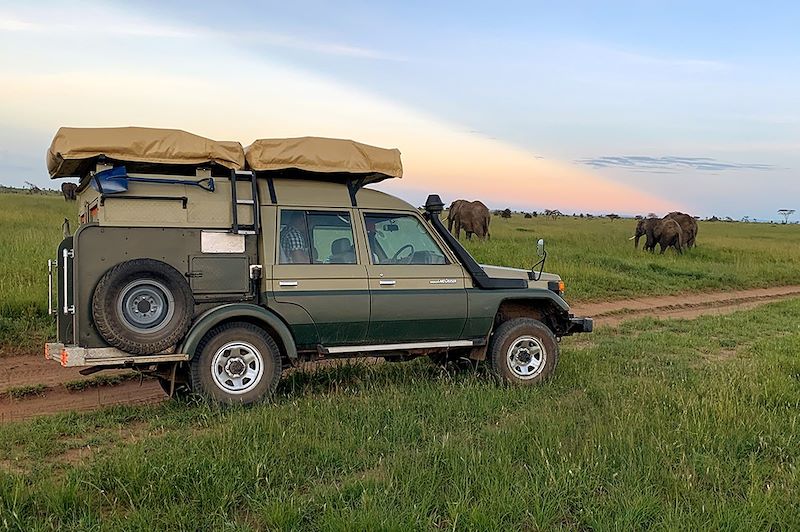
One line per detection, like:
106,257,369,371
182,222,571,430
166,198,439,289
190,322,282,404
488,318,558,385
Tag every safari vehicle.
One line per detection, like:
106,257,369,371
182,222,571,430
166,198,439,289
45,127,592,404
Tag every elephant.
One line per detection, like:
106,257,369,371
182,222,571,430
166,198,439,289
633,217,683,254
664,211,698,248
447,200,466,234
61,182,78,201
448,199,491,240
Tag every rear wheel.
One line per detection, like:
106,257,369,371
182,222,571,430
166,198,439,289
190,322,282,405
488,318,558,385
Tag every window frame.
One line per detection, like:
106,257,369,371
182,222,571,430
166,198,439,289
276,207,360,266
360,210,454,266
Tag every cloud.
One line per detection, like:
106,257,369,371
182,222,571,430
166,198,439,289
576,155,777,173
231,30,405,61
0,15,39,32
0,6,401,61
0,2,678,214
570,42,730,73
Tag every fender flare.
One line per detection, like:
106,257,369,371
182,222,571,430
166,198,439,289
495,289,571,313
179,303,297,359
492,290,573,334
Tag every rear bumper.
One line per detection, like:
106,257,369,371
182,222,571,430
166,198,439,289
44,342,189,368
565,316,593,335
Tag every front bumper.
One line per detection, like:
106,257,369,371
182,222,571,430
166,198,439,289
565,316,593,335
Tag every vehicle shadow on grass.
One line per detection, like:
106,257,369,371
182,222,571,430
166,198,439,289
275,357,488,400
165,358,495,417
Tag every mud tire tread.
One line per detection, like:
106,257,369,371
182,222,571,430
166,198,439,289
189,322,282,405
488,317,559,385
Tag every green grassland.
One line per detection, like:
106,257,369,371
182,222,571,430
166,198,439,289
2,192,800,352
2,301,799,529
0,194,74,353
464,214,800,301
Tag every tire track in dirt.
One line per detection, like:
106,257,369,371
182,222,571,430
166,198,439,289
572,285,800,327
3,285,800,422
0,380,165,424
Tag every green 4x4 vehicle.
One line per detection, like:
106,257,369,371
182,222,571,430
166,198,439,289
45,127,592,404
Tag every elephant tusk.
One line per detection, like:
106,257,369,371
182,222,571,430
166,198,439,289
628,235,636,240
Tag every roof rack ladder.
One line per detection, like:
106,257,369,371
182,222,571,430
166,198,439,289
230,170,260,234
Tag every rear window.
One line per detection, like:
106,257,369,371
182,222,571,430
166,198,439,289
279,210,357,264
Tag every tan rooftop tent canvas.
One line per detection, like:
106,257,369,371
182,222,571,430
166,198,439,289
47,127,245,178
245,137,402,183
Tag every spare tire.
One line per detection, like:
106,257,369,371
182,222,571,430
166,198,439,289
92,259,193,354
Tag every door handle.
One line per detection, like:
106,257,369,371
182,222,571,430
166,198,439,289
279,281,298,287
379,280,396,286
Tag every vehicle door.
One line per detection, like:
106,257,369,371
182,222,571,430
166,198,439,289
272,208,369,346
361,211,468,343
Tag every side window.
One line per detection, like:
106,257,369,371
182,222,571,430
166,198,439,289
279,210,356,264
364,213,448,265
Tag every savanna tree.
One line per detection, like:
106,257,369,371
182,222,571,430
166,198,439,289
778,209,795,224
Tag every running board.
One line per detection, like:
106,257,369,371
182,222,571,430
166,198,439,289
321,339,481,355
45,343,189,368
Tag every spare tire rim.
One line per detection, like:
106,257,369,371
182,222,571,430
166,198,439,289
117,279,175,334
211,341,264,395
506,335,546,380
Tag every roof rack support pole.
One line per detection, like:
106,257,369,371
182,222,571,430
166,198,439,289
265,174,277,204
347,176,367,207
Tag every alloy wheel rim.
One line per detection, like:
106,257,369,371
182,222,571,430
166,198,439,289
211,341,264,395
506,335,546,379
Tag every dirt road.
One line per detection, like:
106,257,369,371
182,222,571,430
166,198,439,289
574,285,800,326
3,285,800,422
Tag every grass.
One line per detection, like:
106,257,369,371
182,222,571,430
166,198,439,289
63,373,139,392
464,214,800,301
2,192,800,355
4,384,47,400
1,300,800,529
0,194,73,354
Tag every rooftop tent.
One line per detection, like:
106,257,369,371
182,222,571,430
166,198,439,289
245,137,402,185
47,126,245,179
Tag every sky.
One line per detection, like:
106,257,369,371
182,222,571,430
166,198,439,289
0,1,798,219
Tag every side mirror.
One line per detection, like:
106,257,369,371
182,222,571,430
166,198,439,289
537,238,545,257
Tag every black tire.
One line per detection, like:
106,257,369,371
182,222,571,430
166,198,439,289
92,259,193,354
190,322,282,405
488,318,558,385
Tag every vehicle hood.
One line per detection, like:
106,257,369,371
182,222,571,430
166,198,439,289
479,264,561,288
